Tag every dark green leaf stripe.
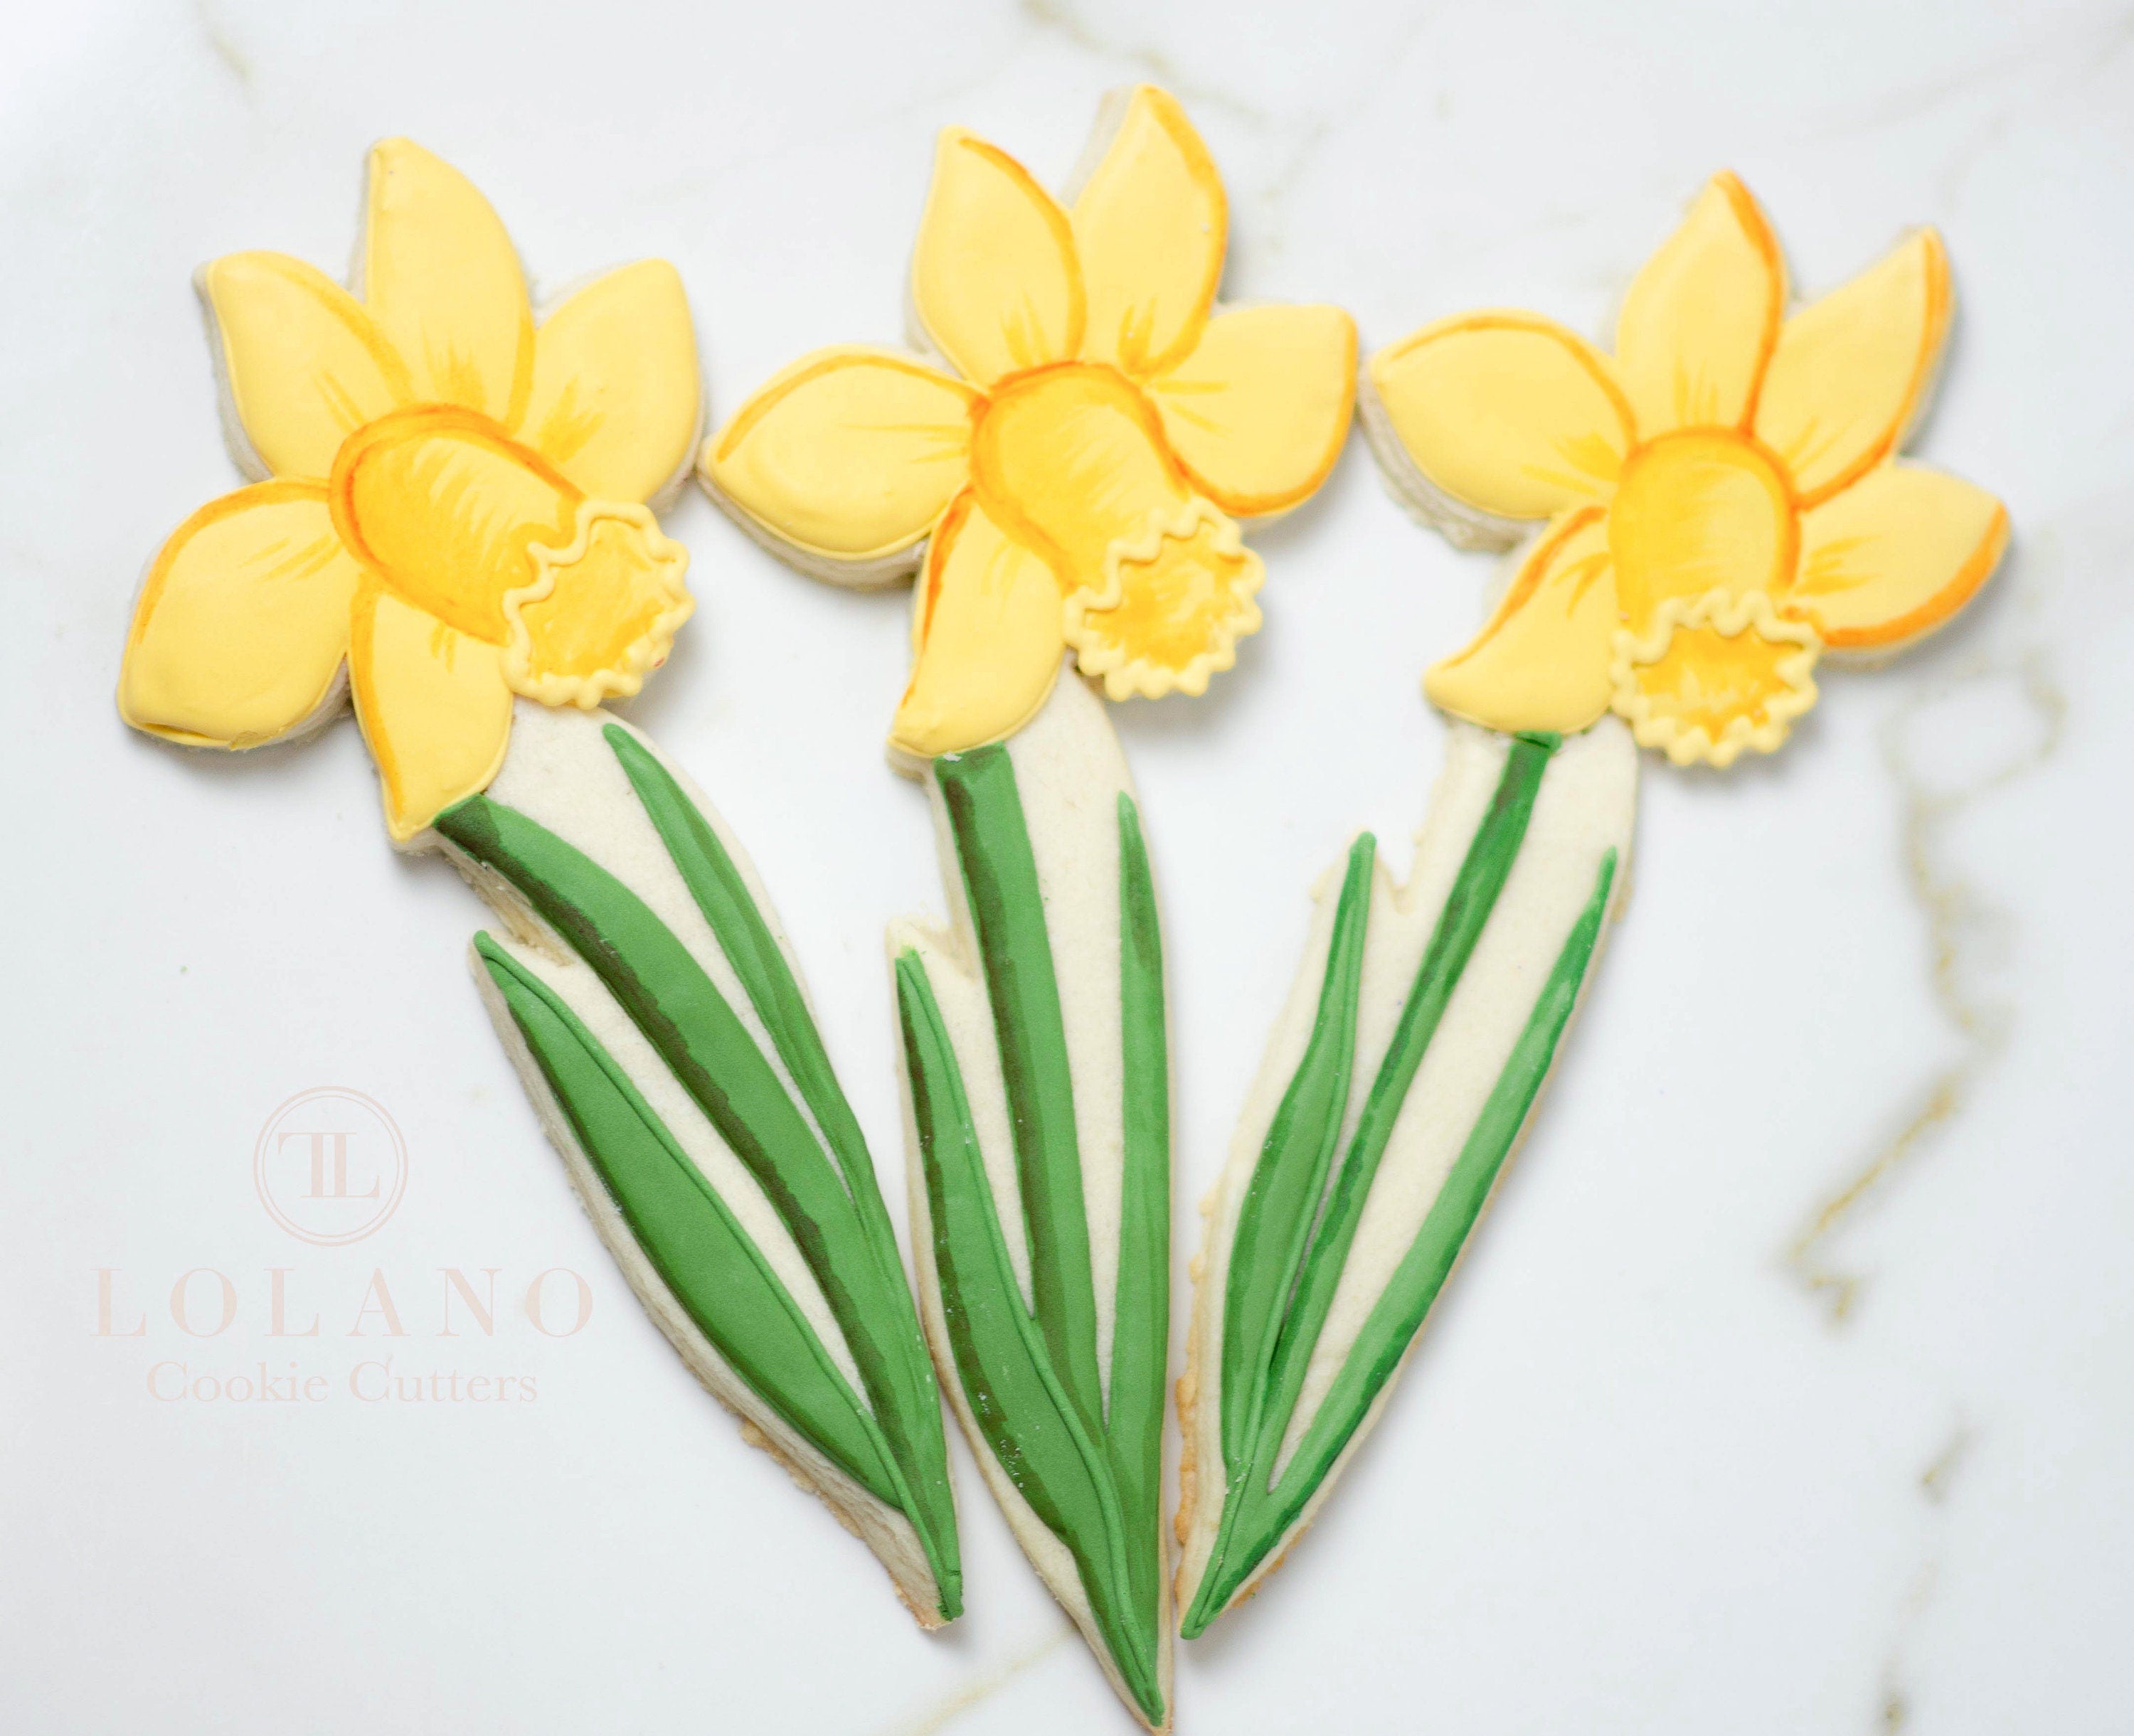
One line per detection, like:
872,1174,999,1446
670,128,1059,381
1219,834,1376,1477
897,949,1164,1726
935,747,1105,1438
1184,733,1570,1637
439,792,960,1617
1110,792,1169,1639
601,725,957,1586
474,934,897,1502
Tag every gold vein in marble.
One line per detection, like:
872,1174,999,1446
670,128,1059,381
1786,654,2064,1320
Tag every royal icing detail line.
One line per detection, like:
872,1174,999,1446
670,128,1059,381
115,143,962,1624
704,85,1355,1729
1179,172,2007,1634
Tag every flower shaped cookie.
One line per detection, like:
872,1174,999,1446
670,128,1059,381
120,141,702,838
705,87,1356,760
1365,173,2009,766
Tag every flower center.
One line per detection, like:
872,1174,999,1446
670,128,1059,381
1608,430,1797,631
329,405,580,644
1063,499,1263,700
967,363,1190,587
1609,590,1820,768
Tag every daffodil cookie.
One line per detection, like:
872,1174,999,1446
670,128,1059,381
706,85,1355,1729
117,142,962,1626
1178,172,2007,1633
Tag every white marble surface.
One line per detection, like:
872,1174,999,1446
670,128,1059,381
3,1,2130,1730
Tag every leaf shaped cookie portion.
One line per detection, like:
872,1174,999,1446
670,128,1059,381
441,705,960,1624
1179,721,1637,1636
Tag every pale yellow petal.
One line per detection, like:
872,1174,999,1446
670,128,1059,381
706,346,977,561
350,587,514,842
120,483,359,747
1615,171,1787,437
521,261,702,503
503,504,694,708
1369,314,1633,521
1753,230,1951,505
1792,462,2007,651
1147,304,1357,517
1071,86,1226,377
911,129,1084,385
891,491,1066,758
363,139,534,422
1425,507,1622,735
201,252,410,481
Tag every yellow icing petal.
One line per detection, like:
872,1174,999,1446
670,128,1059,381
363,139,534,423
350,587,514,842
1066,497,1263,700
1615,171,1787,438
1609,588,1820,767
1071,86,1226,378
911,129,1085,386
1369,314,1633,521
891,491,1067,758
969,361,1189,591
502,503,694,708
706,346,977,561
1425,507,1621,735
1147,304,1357,518
1608,429,1798,631
119,483,361,747
201,252,410,481
521,260,702,504
330,406,578,645
1753,229,1951,506
1792,462,2008,652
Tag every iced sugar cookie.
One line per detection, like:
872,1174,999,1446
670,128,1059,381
706,85,1356,1728
117,141,961,1624
1178,172,2007,1632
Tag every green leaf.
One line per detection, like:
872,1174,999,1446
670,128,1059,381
934,746,1104,1437
476,935,898,1502
1110,792,1169,1636
897,949,1164,1727
602,725,958,1607
439,792,961,1616
1219,834,1375,1477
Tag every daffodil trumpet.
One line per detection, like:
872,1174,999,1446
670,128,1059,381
1177,173,2007,1634
706,87,1355,1728
117,142,962,1624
